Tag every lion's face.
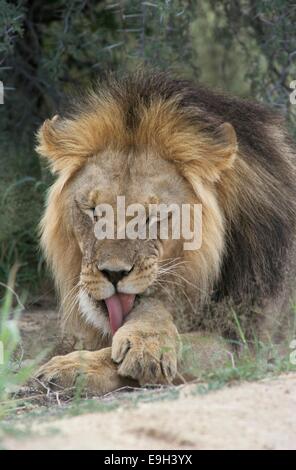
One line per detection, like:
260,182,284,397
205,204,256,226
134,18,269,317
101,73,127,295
65,149,198,335
37,74,238,339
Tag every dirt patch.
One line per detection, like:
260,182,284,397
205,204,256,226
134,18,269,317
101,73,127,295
17,308,60,361
4,374,296,450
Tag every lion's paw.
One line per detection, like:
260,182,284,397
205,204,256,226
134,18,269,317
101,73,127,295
111,328,178,385
35,347,135,395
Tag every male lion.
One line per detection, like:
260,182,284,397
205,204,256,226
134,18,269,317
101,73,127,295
36,71,296,393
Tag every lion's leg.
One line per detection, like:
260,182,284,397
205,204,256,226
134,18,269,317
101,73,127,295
175,332,233,384
35,347,137,394
112,298,180,385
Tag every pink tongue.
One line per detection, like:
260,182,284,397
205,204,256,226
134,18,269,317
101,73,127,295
104,293,135,335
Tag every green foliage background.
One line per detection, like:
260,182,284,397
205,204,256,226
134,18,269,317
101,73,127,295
0,0,295,298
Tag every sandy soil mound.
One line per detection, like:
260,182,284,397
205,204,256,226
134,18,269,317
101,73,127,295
4,373,296,450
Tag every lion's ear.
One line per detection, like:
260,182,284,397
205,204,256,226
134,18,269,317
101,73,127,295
210,122,237,172
36,112,106,174
181,121,237,184
36,115,64,173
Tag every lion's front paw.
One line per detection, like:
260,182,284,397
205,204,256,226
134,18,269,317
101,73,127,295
35,347,135,395
111,327,179,385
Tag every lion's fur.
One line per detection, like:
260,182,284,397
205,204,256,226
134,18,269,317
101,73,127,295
37,71,296,346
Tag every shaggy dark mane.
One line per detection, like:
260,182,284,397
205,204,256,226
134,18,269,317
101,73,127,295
54,70,296,307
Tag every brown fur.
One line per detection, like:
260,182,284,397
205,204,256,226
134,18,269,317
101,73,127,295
35,71,296,392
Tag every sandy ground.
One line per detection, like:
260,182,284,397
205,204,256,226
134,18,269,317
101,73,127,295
4,374,296,450
3,309,296,450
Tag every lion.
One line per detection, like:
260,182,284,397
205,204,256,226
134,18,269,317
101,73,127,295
35,71,296,393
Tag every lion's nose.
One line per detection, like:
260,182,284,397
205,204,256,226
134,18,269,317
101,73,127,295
101,268,130,286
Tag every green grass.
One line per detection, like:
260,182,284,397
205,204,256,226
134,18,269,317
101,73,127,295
0,263,38,418
195,306,296,391
199,345,295,392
